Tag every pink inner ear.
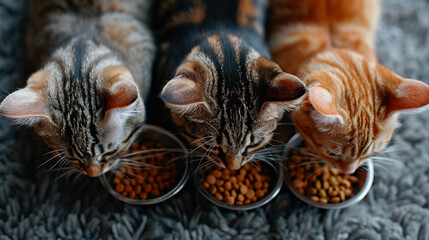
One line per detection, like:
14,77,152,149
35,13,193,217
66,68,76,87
264,73,306,102
387,78,429,113
106,80,139,111
161,77,203,105
0,88,50,119
308,86,339,116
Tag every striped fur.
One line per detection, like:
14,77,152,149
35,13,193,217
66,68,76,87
268,0,429,173
0,0,155,177
153,0,306,170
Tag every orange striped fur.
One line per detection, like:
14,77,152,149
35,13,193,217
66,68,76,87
268,0,429,173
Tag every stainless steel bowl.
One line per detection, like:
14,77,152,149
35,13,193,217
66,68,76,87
100,125,189,205
195,161,284,211
283,133,374,209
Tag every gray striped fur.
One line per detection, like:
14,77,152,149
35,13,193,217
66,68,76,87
0,0,155,176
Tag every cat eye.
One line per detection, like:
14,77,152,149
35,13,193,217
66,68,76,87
248,139,263,149
327,151,341,157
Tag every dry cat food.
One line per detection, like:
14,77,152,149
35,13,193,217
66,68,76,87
200,163,272,205
110,141,180,200
288,147,360,204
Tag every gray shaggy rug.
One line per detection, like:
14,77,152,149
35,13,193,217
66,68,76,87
1,0,429,239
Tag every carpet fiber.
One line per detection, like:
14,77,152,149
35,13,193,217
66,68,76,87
1,0,429,239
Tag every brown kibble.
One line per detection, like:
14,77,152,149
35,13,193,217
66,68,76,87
149,168,158,176
246,189,255,199
136,185,142,194
123,179,130,185
293,179,304,189
215,179,224,186
143,183,152,193
323,181,330,190
115,183,125,193
140,192,148,200
254,181,262,189
240,184,248,195
307,188,318,195
310,196,319,202
212,170,222,178
109,140,184,200
125,185,133,193
237,193,245,202
200,162,273,205
256,189,265,198
129,191,136,199
209,185,217,195
152,189,160,197
231,190,237,199
224,181,232,191
319,189,327,199
226,196,235,205
288,146,363,205
162,171,170,180
206,175,216,185
215,192,223,201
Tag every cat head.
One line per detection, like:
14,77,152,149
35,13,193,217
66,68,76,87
161,34,306,170
0,40,145,177
293,50,429,173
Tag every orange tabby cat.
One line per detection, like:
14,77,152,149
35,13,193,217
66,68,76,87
268,0,429,173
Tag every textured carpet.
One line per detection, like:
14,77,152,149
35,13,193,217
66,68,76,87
1,0,429,239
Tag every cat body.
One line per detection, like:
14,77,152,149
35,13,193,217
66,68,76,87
152,0,307,170
0,0,155,177
268,0,429,173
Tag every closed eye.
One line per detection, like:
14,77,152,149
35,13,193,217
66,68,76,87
104,149,118,157
327,150,341,157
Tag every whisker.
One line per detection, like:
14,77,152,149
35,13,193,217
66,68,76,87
185,137,215,159
35,152,65,170
122,148,186,157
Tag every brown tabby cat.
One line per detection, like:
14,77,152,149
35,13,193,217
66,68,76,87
268,0,429,173
0,0,155,177
152,0,307,170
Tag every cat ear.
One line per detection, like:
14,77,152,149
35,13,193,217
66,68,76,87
161,76,210,115
308,84,343,124
386,78,429,114
102,66,139,113
264,72,307,104
0,70,51,124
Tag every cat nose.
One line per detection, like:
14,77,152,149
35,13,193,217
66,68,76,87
224,152,243,170
336,161,358,174
84,163,102,177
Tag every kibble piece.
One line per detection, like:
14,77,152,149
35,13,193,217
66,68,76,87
115,183,125,193
237,193,245,202
246,189,255,199
206,175,216,185
215,192,223,201
212,170,222,178
109,140,182,200
200,162,272,205
288,146,363,205
254,181,262,190
240,184,249,195
226,196,235,205
224,181,232,191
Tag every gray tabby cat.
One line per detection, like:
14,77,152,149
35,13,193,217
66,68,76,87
0,0,155,177
152,0,307,170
